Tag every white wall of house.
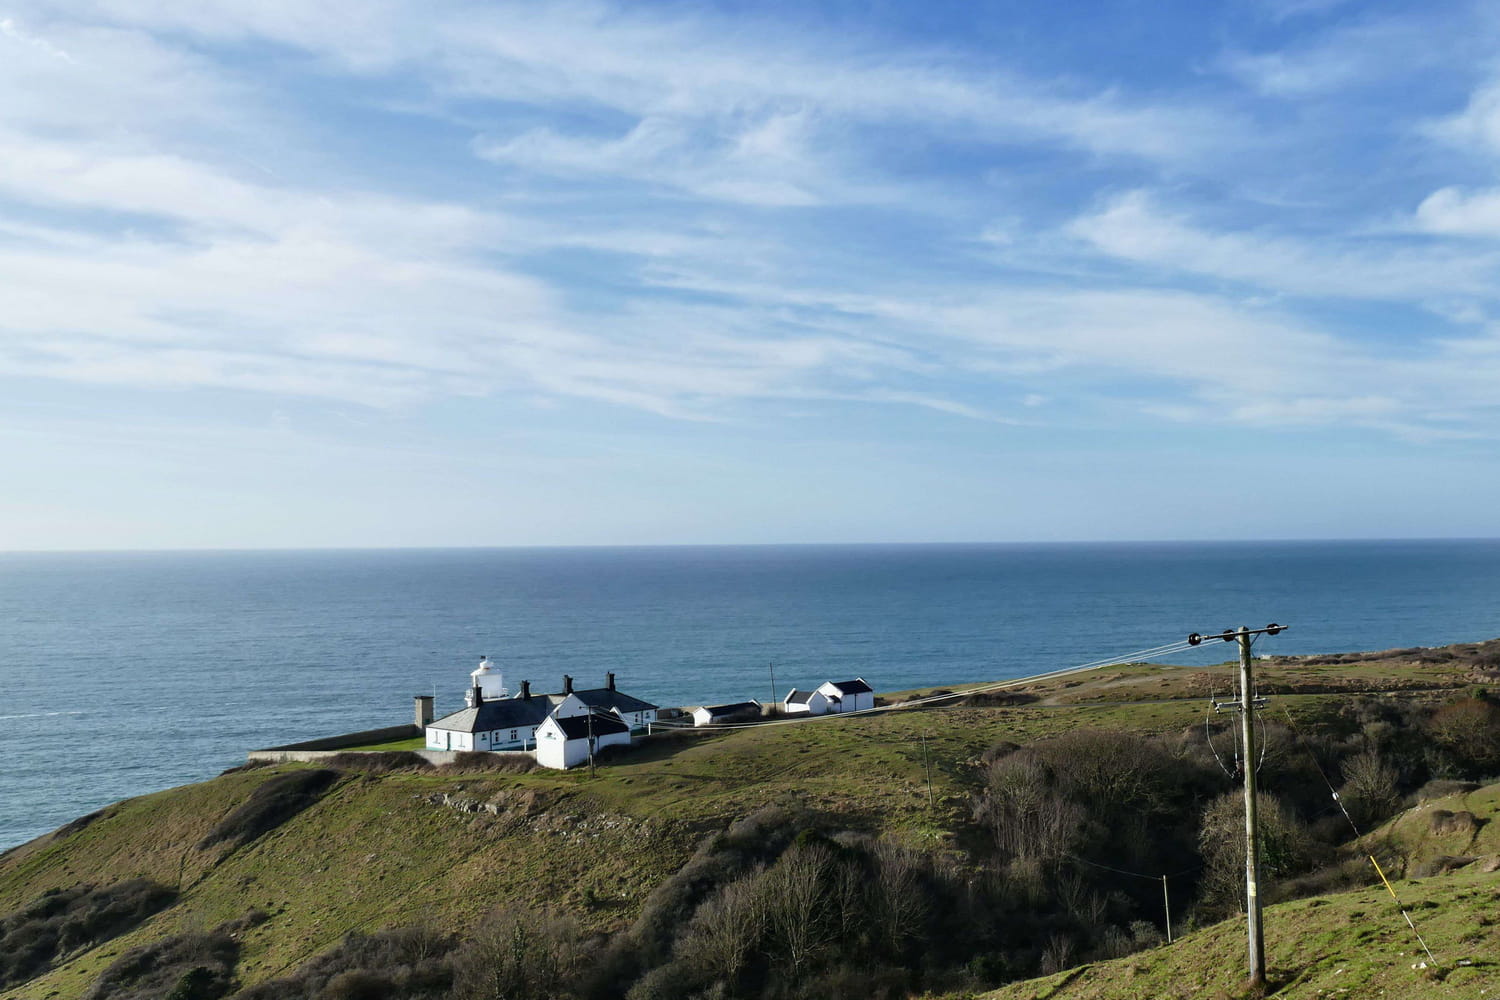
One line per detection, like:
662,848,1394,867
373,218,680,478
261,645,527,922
817,682,874,713
784,691,828,715
555,695,656,731
535,717,632,769
536,726,589,769
425,728,474,751
553,694,588,719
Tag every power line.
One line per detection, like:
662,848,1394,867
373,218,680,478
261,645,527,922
654,636,1214,734
1277,705,1439,968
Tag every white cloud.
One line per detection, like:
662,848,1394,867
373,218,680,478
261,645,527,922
1220,16,1443,97
474,113,840,207
1068,190,1500,302
1413,186,1500,237
1426,80,1500,157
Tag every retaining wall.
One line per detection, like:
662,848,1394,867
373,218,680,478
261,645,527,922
250,723,420,754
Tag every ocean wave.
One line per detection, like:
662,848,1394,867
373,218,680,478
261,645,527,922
0,710,86,721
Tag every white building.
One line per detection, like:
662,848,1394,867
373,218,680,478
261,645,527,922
554,673,660,731
817,678,875,713
536,711,631,769
425,663,658,757
783,688,829,716
466,655,509,705
691,701,761,727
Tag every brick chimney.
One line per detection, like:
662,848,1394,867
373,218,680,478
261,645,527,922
563,674,574,695
606,672,616,691
519,680,531,699
414,695,434,728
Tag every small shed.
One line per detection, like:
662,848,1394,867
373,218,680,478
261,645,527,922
817,678,875,713
691,701,762,727
783,688,829,716
535,711,631,769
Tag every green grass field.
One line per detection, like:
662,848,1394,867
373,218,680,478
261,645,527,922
1,643,1494,998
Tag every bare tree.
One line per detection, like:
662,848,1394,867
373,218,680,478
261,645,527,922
870,843,928,956
676,874,766,986
761,842,836,979
451,907,584,1000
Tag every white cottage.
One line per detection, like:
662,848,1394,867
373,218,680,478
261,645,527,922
691,701,761,727
425,680,552,751
816,678,875,713
783,688,829,715
425,663,659,756
553,673,660,731
536,711,631,769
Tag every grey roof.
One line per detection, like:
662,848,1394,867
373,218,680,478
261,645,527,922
570,687,658,714
550,713,629,739
698,702,761,718
826,678,873,695
785,689,819,704
428,697,552,734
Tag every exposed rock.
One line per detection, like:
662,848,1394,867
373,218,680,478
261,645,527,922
1412,855,1477,877
1429,809,1480,835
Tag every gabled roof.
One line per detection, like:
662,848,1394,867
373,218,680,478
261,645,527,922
570,687,658,714
546,713,630,739
697,702,760,718
428,697,552,734
785,689,822,705
825,678,873,695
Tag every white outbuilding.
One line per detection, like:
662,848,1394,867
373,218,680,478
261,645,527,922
691,701,761,727
783,688,829,716
816,678,875,713
535,711,632,769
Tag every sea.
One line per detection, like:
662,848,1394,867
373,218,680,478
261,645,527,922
3,540,1499,851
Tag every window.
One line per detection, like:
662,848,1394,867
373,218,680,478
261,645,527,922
509,730,517,741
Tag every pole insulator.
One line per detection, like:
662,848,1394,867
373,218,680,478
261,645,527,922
1265,623,1282,635
1188,633,1203,646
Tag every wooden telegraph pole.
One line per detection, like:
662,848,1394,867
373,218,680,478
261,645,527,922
1187,623,1285,990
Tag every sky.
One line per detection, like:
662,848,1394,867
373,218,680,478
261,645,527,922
3,0,1500,549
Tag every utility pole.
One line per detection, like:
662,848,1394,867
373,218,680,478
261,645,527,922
587,710,596,779
769,662,778,711
1161,875,1172,944
1188,623,1285,990
920,731,935,809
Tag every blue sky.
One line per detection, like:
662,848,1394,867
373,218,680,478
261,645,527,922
3,0,1499,549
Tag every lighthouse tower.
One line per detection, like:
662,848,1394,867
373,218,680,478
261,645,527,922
465,654,509,707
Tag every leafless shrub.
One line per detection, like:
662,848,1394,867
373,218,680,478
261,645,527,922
450,907,588,1000
233,924,455,1000
85,926,238,1000
438,753,536,774
1338,749,1401,827
1197,791,1318,918
1038,933,1076,975
326,752,433,773
0,880,176,988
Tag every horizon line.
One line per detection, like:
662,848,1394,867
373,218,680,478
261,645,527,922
4,535,1499,556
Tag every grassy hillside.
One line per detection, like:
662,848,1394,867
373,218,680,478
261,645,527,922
0,641,1494,999
969,780,1500,1000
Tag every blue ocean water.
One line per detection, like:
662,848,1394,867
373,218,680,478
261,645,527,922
3,540,1499,850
